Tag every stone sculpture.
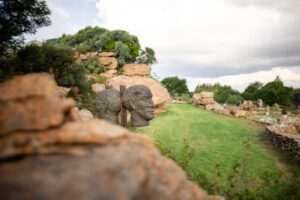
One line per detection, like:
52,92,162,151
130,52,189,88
96,89,120,124
123,85,154,127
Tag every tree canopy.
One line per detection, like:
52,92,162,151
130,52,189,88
48,26,156,67
0,0,51,55
161,76,189,96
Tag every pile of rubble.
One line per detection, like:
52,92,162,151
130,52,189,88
0,73,222,200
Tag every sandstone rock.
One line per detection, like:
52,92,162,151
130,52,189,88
108,75,171,115
100,69,118,79
92,83,106,94
57,86,71,98
217,109,231,116
89,52,98,57
79,54,88,61
239,100,257,111
123,64,151,76
86,74,98,81
200,92,214,99
205,103,224,111
234,110,247,118
0,120,219,200
77,109,94,122
255,117,278,125
99,57,118,70
0,73,75,134
193,92,215,106
98,52,116,57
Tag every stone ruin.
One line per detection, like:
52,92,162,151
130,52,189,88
0,73,223,200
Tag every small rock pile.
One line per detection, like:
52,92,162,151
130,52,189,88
0,73,222,200
193,92,226,113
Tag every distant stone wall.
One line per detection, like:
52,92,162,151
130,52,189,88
266,125,300,165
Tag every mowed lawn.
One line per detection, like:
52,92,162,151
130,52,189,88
134,104,300,199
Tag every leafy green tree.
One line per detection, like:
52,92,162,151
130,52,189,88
226,94,244,105
291,89,300,108
48,26,155,67
256,76,293,106
0,0,51,55
161,76,189,96
137,47,157,65
242,81,263,101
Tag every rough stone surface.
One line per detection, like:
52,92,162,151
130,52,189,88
100,69,118,79
99,57,118,70
123,85,154,127
96,89,121,124
57,86,71,98
266,125,300,165
193,92,215,106
92,83,106,94
123,64,151,76
205,103,224,111
98,52,116,57
0,73,75,135
77,109,94,122
0,120,220,200
239,101,258,111
108,75,171,115
234,110,247,118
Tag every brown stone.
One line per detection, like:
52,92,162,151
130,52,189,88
57,86,71,98
99,57,118,70
98,52,116,57
123,64,151,76
193,92,215,106
79,54,88,61
77,109,93,122
108,75,171,115
205,103,224,111
234,110,247,118
100,69,118,79
0,120,220,200
0,73,75,135
92,83,106,94
239,101,258,111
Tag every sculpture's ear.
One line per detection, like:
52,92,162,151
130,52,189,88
129,100,136,110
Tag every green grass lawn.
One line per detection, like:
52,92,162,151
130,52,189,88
133,104,300,200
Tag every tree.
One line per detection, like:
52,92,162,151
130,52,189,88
292,88,300,108
0,0,51,55
161,76,189,96
48,26,156,67
256,76,293,106
242,81,263,101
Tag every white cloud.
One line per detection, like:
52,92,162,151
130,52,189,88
186,67,300,92
96,0,300,89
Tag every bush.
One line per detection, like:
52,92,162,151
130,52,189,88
226,94,244,105
82,57,106,74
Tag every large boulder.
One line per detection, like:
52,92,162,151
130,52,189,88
123,64,151,76
108,75,171,115
0,73,223,200
0,73,75,135
193,92,215,106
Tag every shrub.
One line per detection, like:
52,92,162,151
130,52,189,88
226,94,244,105
82,57,106,74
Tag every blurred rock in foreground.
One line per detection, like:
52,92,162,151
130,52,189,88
0,73,223,200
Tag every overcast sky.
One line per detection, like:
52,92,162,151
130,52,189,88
26,0,300,91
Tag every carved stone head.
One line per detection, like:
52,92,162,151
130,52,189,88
96,89,120,124
123,85,154,127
